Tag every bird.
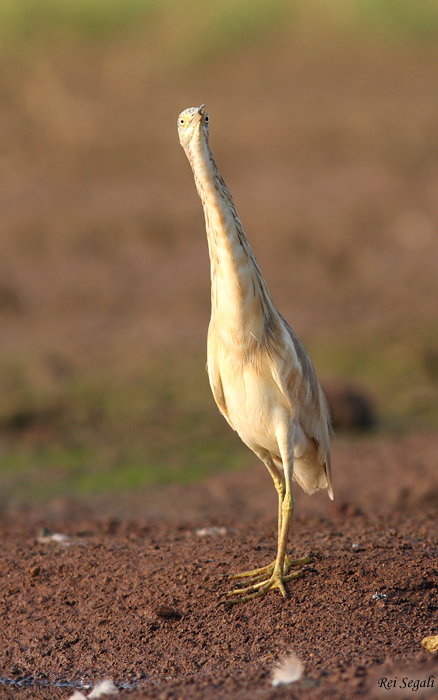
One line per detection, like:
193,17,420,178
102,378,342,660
177,104,333,603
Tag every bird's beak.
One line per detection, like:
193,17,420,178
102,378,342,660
189,104,206,128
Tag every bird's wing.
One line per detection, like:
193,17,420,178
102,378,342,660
324,445,334,500
207,353,236,431
272,316,333,493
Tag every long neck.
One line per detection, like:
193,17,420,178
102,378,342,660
187,136,277,350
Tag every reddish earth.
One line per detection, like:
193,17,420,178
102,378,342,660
1,431,437,700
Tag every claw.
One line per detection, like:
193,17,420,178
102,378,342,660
228,554,312,581
229,567,274,587
228,562,274,580
227,576,274,597
225,556,310,604
227,572,287,604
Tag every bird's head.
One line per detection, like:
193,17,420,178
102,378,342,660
177,104,209,151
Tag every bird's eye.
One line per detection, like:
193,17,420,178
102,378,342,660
204,115,209,123
179,117,185,126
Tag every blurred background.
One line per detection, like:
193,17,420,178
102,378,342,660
0,0,437,509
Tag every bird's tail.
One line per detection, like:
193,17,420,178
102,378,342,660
293,451,333,500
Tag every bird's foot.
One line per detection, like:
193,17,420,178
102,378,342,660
228,553,311,584
226,554,312,604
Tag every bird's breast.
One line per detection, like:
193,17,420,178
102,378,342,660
210,340,289,457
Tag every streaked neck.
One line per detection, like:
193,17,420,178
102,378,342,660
187,134,277,348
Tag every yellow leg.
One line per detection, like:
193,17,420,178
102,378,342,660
226,437,311,604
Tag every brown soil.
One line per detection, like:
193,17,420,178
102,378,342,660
1,431,437,700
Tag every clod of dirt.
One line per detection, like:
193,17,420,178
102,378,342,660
154,605,183,621
422,344,438,382
322,379,376,430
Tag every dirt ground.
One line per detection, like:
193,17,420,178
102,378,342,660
0,430,437,700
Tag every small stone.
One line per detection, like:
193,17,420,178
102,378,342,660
196,527,227,537
421,634,438,653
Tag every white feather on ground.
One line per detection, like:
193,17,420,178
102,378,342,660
271,652,304,686
88,680,118,697
68,679,118,700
